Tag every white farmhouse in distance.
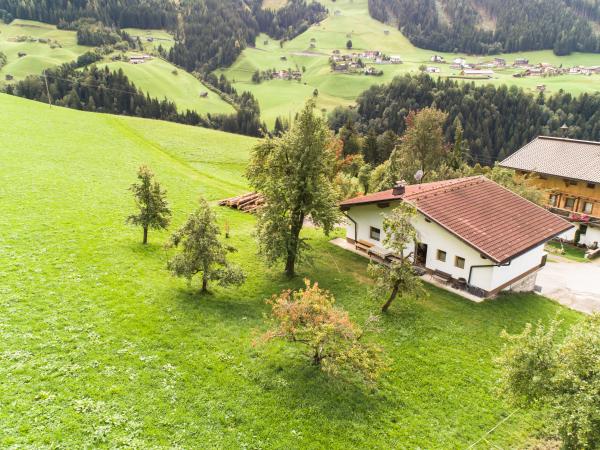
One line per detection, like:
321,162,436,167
339,177,572,298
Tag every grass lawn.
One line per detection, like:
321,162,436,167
104,58,235,116
546,240,589,263
0,93,583,448
0,19,89,83
219,0,600,127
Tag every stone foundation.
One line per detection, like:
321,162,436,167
507,271,538,293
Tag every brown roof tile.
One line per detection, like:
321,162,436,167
341,176,573,263
500,136,600,184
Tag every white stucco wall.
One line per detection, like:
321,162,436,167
489,244,545,289
580,224,600,248
344,202,546,294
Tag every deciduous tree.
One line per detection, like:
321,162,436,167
258,280,385,383
127,165,171,244
247,100,340,277
385,107,449,186
167,198,245,293
498,315,600,449
368,202,425,312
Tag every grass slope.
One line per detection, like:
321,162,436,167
0,19,88,83
122,28,176,52
220,0,600,127
105,58,235,116
0,94,582,448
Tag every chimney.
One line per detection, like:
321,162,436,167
392,180,406,196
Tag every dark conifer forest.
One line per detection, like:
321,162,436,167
348,74,600,164
368,0,600,55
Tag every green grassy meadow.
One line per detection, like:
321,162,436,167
0,93,583,448
105,58,235,116
219,0,600,127
123,28,176,52
0,20,231,117
0,19,88,83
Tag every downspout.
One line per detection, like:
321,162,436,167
341,210,357,242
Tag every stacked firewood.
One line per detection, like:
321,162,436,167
218,192,265,213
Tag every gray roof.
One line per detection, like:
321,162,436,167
500,136,600,184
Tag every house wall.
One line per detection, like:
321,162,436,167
521,173,600,219
580,224,600,248
489,244,545,290
344,203,546,295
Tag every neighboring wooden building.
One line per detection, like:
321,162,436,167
500,136,600,248
339,177,572,298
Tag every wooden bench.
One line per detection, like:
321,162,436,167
432,269,453,284
355,239,374,253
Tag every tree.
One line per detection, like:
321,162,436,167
127,165,171,244
386,107,449,185
358,163,373,195
448,118,466,170
498,315,600,449
486,166,545,205
368,202,425,312
247,100,340,277
346,39,353,49
166,198,245,293
258,280,385,382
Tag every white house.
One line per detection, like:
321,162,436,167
340,176,573,298
426,66,441,73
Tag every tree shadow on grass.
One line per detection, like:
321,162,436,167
254,354,391,420
171,286,265,323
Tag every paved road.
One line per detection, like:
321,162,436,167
537,257,600,314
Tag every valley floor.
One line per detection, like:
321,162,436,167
0,95,583,448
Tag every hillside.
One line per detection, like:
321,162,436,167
0,93,583,448
0,19,87,82
104,58,235,116
368,0,600,55
220,0,600,127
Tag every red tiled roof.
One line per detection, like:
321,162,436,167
341,176,573,263
339,177,471,207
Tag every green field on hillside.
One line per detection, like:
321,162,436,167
123,28,175,52
105,58,235,116
220,0,600,127
0,19,88,83
0,94,582,447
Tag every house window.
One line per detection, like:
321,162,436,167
587,183,595,189
564,179,577,186
549,194,558,206
583,202,593,214
539,174,548,180
564,197,576,210
369,226,381,241
437,250,447,262
455,256,466,269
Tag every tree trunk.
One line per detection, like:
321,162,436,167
312,348,323,366
381,282,400,313
285,211,305,278
142,226,148,245
201,273,208,293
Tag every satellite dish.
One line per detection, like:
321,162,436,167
414,170,424,182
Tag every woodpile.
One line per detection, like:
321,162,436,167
218,192,265,213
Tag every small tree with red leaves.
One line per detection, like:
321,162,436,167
258,280,385,383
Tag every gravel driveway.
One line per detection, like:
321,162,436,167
537,257,600,314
